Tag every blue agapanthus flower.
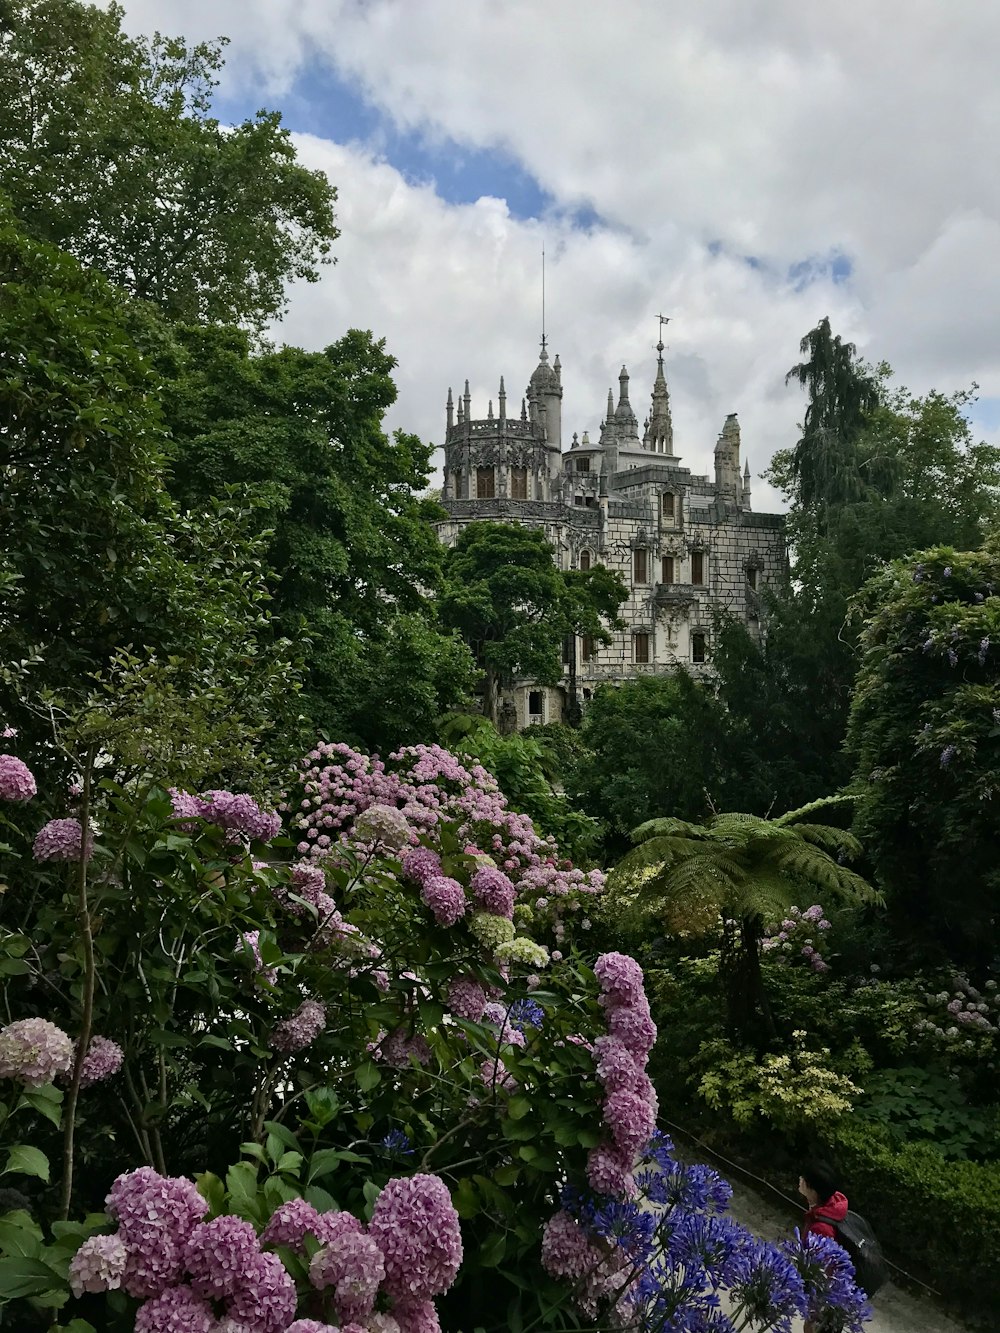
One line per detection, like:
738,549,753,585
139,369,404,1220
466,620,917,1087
507,997,544,1032
726,1238,807,1332
380,1128,413,1156
667,1211,751,1288
647,1160,733,1215
590,1198,657,1261
781,1229,872,1332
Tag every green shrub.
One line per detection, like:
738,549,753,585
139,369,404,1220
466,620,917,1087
827,1119,1000,1323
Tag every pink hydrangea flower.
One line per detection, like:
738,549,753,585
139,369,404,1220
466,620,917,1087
260,1198,322,1252
593,1036,639,1094
226,1250,296,1333
106,1168,207,1299
68,1233,127,1296
368,1174,463,1301
603,1088,656,1157
185,1215,259,1300
420,875,466,926
400,847,443,886
469,866,515,918
310,1231,386,1321
380,1027,431,1068
77,1034,124,1087
0,1017,73,1087
392,1299,441,1333
33,817,93,862
446,976,487,1022
594,952,645,1008
541,1209,603,1280
0,754,36,801
586,1142,635,1198
606,997,657,1058
270,999,326,1053
287,1323,342,1333
134,1283,213,1333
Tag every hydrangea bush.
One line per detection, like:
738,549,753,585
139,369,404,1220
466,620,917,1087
0,741,870,1331
761,905,833,974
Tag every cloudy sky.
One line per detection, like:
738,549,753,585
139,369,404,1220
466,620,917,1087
113,0,1000,510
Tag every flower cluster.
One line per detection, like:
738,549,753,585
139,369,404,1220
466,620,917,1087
75,1167,458,1331
169,787,281,843
0,1017,73,1087
33,817,93,863
0,753,36,801
762,904,832,973
270,1000,326,1053
353,803,412,852
76,1034,124,1087
915,973,1000,1049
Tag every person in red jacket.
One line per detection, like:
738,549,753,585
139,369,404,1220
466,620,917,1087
799,1159,850,1333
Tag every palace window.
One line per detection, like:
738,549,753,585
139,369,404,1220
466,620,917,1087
661,555,675,584
661,491,675,521
577,457,591,473
579,549,592,571
633,548,648,584
510,466,528,499
580,635,596,663
691,550,706,585
746,565,758,590
476,466,495,499
633,632,650,664
453,470,467,499
527,690,544,723
692,631,706,664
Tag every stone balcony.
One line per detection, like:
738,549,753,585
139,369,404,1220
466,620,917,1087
652,581,701,608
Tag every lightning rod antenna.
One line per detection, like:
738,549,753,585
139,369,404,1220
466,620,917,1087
541,245,546,351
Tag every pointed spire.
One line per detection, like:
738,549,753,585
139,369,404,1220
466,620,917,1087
446,386,454,431
463,378,471,424
498,375,506,421
571,431,579,448
457,397,464,424
607,388,614,420
553,353,561,380
613,366,639,441
643,335,674,455
487,399,494,421
521,397,528,422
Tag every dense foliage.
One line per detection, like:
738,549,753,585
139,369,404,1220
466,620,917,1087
0,0,338,329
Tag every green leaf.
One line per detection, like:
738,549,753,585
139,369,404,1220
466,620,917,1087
0,1210,43,1257
262,1120,300,1150
276,1151,303,1176
493,1163,520,1186
355,1060,381,1093
20,1083,63,1129
195,1171,226,1218
3,1145,49,1182
506,1096,531,1121
478,1230,506,1268
225,1162,259,1219
0,1254,64,1299
452,1177,480,1219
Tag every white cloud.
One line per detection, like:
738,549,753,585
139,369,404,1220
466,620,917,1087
106,0,1000,498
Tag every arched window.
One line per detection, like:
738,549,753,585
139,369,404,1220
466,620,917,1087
476,466,495,499
690,550,706,585
661,491,675,521
633,632,650,664
580,549,592,571
510,466,528,499
527,690,544,724
580,635,595,663
746,565,758,590
661,555,675,584
692,631,706,664
633,549,648,584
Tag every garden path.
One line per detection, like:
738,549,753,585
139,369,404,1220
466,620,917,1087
714,1156,973,1333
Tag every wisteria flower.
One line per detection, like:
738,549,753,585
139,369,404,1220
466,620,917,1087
0,754,36,801
0,1017,73,1087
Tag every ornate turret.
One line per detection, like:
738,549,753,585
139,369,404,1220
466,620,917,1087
742,459,752,510
526,339,563,449
643,338,675,455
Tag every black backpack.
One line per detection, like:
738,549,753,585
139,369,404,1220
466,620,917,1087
817,1211,889,1297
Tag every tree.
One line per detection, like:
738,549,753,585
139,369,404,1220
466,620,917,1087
160,322,476,748
0,205,300,780
607,801,880,1040
847,539,1000,969
438,523,627,730
0,0,337,329
570,674,738,852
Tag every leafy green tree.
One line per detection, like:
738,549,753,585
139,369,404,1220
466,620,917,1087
160,322,475,748
0,205,299,779
0,0,337,329
439,523,627,730
570,673,738,851
608,800,880,1039
848,539,1000,969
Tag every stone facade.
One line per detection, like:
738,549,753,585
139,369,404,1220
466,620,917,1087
437,334,786,728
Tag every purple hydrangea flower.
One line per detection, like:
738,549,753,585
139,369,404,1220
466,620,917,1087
33,817,93,862
260,1198,323,1252
368,1174,463,1301
77,1034,124,1087
134,1284,213,1333
354,803,411,851
594,952,646,1009
226,1249,296,1333
469,866,515,918
309,1230,386,1321
420,875,466,926
400,847,443,886
446,975,487,1022
185,1214,259,1299
0,754,36,801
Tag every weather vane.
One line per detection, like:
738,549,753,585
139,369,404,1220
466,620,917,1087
656,313,670,348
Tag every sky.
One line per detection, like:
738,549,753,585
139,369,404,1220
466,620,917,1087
110,0,1000,511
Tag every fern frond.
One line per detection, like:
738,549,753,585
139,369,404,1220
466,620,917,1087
789,823,864,860
774,794,859,827
630,816,712,845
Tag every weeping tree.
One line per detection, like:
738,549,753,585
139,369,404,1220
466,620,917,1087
607,798,882,1042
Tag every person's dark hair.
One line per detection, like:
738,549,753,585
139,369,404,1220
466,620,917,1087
801,1158,840,1202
